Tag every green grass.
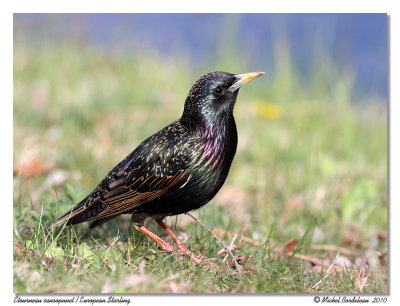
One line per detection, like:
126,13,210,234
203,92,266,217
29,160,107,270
13,43,387,293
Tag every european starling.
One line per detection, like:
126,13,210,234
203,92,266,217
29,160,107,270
47,71,264,263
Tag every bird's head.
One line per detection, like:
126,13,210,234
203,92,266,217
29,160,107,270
180,71,264,131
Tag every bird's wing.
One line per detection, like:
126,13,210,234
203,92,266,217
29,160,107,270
48,133,194,228
97,163,190,218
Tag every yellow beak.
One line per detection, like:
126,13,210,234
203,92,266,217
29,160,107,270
229,72,265,92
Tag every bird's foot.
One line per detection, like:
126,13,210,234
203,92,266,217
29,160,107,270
177,248,205,264
157,245,205,264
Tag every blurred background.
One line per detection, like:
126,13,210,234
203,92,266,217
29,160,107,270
14,13,387,102
13,14,387,293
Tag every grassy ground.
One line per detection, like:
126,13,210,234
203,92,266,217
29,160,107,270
13,44,387,293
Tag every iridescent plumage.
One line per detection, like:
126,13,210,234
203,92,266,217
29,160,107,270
47,71,264,262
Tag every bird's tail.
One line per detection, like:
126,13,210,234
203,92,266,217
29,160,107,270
45,201,87,232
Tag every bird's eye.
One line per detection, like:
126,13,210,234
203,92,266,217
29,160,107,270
213,86,224,96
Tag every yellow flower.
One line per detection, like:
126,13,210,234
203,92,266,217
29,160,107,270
256,102,281,119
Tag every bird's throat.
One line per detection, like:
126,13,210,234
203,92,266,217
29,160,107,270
197,115,237,166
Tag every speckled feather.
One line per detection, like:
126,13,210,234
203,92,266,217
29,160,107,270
48,71,241,229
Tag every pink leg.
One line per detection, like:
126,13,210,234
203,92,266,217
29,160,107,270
134,224,175,252
154,219,204,264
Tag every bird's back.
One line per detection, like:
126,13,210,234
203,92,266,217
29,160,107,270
48,118,237,229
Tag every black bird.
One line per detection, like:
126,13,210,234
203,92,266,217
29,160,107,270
47,71,264,263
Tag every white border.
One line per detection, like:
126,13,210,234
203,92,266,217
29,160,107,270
4,1,398,305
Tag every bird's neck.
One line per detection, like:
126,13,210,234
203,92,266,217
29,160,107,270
196,115,238,165
197,116,235,140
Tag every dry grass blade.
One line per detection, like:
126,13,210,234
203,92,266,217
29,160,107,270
213,228,272,247
287,251,331,269
312,257,337,289
307,244,357,257
365,237,386,292
354,267,370,293
185,212,242,275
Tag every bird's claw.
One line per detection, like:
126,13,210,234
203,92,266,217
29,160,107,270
177,248,205,264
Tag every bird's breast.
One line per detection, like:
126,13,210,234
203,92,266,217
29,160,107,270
194,124,237,185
